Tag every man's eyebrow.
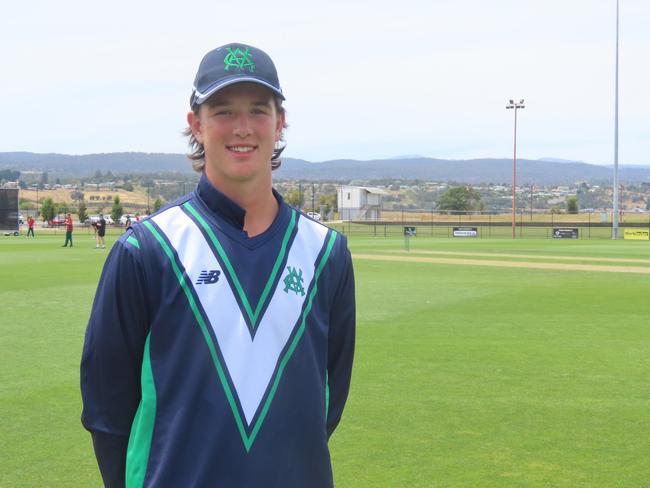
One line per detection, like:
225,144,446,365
207,99,273,108
206,100,229,108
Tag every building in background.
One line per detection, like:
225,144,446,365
337,185,385,220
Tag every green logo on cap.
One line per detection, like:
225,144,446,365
224,48,255,72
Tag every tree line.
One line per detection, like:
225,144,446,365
36,195,164,223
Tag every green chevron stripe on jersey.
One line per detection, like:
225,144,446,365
126,235,140,249
248,230,337,446
146,206,335,451
183,201,296,331
142,220,249,448
325,370,330,421
125,333,156,488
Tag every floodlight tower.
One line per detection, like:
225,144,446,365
612,0,620,239
506,99,525,238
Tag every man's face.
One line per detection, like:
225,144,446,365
188,83,284,189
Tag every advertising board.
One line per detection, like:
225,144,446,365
623,229,650,240
552,228,579,239
453,226,478,237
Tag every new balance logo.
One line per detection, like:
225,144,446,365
196,270,221,285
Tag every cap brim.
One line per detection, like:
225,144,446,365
193,77,285,106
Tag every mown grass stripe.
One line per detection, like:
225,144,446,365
353,253,650,274
394,249,650,265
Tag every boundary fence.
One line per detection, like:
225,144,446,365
328,210,650,240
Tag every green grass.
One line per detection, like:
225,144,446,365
1,233,649,487
330,237,650,487
1,233,108,487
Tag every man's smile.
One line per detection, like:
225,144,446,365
227,145,256,153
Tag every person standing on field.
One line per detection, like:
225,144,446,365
81,43,355,488
26,216,35,238
94,214,106,249
62,213,73,247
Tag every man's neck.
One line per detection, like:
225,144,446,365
205,173,278,237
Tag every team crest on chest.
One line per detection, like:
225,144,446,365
283,266,305,296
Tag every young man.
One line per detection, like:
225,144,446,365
94,214,106,248
62,213,73,247
81,43,355,488
26,216,35,238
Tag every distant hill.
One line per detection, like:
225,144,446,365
538,157,586,164
278,157,647,186
0,152,188,175
1,151,649,186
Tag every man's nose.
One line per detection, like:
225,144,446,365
233,113,253,137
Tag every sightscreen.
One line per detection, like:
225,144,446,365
0,188,19,231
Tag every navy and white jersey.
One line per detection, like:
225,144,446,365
80,174,355,488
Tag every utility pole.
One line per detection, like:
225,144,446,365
506,99,525,238
612,0,620,239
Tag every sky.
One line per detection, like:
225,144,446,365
1,0,648,165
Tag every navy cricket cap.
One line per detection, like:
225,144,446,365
190,43,284,109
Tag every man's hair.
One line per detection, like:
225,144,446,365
184,95,287,173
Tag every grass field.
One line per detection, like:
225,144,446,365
1,231,649,487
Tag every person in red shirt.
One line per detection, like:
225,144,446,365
62,213,74,247
26,216,35,238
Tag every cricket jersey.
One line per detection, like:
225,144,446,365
80,174,356,487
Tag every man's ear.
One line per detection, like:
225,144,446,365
187,111,203,144
275,111,285,142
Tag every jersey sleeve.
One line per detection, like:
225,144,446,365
80,230,150,436
326,234,356,438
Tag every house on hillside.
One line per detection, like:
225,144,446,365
337,185,385,220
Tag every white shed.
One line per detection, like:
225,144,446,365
337,186,385,220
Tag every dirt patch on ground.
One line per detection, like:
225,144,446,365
353,253,650,274
391,250,650,265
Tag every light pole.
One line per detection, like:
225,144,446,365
612,0,620,239
506,99,525,238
